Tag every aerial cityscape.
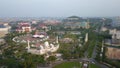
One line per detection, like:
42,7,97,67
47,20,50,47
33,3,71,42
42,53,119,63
0,0,120,68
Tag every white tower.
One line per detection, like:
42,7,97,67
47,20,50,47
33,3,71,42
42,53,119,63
86,19,90,29
56,36,59,43
101,40,104,52
85,33,88,42
27,40,30,50
100,40,104,57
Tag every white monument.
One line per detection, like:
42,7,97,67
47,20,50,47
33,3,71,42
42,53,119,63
85,33,88,42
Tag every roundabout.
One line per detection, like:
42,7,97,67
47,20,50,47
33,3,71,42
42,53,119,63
13,31,49,43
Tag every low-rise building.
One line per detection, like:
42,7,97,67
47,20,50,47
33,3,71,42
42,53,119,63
109,29,120,39
16,22,33,33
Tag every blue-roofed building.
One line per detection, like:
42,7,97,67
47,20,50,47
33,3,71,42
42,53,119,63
0,24,6,28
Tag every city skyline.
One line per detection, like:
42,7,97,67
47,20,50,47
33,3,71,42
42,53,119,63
0,0,120,17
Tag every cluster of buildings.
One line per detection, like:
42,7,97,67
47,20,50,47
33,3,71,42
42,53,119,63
64,22,90,29
39,24,51,32
15,21,53,33
16,22,36,33
63,16,90,29
13,29,60,56
104,29,120,59
101,22,120,60
102,27,120,45
43,20,60,25
111,17,120,27
99,17,120,60
109,29,120,40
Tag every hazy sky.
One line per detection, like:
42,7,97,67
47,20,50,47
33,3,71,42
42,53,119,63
0,0,120,17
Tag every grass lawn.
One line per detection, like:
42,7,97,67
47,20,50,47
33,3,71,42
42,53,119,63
53,62,82,68
87,41,96,58
89,63,100,68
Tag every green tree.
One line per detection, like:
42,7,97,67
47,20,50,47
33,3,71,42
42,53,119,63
47,56,56,63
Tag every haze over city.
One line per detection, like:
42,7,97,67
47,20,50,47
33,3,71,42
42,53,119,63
0,0,120,17
1,0,120,68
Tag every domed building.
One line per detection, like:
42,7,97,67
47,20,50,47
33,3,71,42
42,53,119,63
27,36,59,55
13,29,59,55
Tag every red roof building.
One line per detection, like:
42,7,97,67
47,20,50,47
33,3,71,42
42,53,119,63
16,22,32,33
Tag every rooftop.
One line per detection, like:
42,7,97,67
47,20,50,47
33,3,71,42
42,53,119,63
0,25,6,28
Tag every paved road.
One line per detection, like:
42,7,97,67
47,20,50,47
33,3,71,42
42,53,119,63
90,59,109,68
90,44,109,68
83,42,109,68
